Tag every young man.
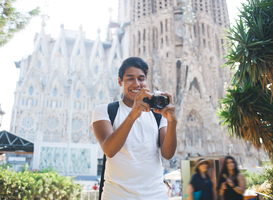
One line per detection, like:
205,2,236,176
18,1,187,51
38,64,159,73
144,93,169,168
91,57,177,200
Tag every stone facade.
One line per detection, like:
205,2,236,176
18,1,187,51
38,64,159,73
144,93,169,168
10,0,261,174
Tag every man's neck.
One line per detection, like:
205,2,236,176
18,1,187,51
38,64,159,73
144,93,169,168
122,99,134,108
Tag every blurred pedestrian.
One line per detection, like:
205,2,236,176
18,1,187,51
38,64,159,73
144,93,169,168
174,181,180,196
217,156,246,200
93,183,98,190
165,181,172,197
186,158,216,200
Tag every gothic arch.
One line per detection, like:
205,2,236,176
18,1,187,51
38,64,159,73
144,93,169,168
184,110,203,148
189,77,201,98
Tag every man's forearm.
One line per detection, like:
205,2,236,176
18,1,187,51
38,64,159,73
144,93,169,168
102,115,136,158
161,121,177,159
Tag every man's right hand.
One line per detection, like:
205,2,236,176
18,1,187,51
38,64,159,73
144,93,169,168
129,88,152,119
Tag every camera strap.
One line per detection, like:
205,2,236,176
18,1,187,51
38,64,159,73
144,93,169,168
99,101,162,200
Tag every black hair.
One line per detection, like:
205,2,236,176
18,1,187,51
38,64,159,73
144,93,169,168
216,156,240,191
118,57,149,81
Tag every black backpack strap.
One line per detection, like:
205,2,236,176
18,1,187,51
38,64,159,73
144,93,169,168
98,154,106,200
99,101,119,200
107,101,120,125
151,110,162,147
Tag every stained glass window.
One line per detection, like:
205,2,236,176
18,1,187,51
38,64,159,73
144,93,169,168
19,128,25,137
76,90,81,98
29,86,34,95
47,117,59,130
72,131,83,143
43,129,51,142
53,88,57,97
99,92,103,100
28,135,35,142
95,66,99,74
22,116,34,129
38,60,41,68
72,118,83,131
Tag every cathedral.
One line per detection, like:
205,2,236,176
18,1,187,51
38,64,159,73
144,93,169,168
10,0,260,176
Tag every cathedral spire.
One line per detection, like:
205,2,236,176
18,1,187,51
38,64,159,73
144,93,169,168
107,29,122,69
89,28,105,64
70,25,88,73
34,23,49,57
51,23,68,65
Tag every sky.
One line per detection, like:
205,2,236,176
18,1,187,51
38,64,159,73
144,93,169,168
0,0,245,131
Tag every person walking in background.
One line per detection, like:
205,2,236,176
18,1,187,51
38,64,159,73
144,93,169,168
92,183,98,190
186,158,216,200
217,156,246,200
165,181,172,197
174,181,180,196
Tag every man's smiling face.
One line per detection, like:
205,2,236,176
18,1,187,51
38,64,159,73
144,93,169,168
118,66,147,107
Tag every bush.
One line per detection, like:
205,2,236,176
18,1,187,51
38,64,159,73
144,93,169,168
244,171,267,189
0,163,11,169
250,165,273,197
0,166,82,200
262,165,273,197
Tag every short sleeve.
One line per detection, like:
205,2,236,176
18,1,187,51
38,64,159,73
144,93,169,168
189,173,198,189
159,116,167,129
90,104,110,132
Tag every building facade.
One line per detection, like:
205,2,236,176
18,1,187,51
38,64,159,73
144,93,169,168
10,0,259,175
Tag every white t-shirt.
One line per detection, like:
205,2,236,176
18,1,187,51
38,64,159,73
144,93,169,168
91,100,168,200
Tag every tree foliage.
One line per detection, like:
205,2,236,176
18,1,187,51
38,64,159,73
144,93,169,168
0,0,40,46
219,0,273,156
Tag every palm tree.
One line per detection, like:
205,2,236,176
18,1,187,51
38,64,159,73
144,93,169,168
219,0,273,156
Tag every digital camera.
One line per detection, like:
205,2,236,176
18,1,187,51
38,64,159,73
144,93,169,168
143,91,170,109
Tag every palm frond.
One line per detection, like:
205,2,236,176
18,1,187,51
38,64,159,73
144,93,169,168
218,81,273,156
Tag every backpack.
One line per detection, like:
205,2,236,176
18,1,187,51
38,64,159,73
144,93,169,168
98,101,162,200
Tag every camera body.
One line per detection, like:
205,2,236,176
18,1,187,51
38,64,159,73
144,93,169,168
143,91,170,109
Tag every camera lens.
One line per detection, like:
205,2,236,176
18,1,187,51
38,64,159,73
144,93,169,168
155,97,167,109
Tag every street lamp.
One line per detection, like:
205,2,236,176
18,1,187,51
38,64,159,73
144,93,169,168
0,104,5,128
